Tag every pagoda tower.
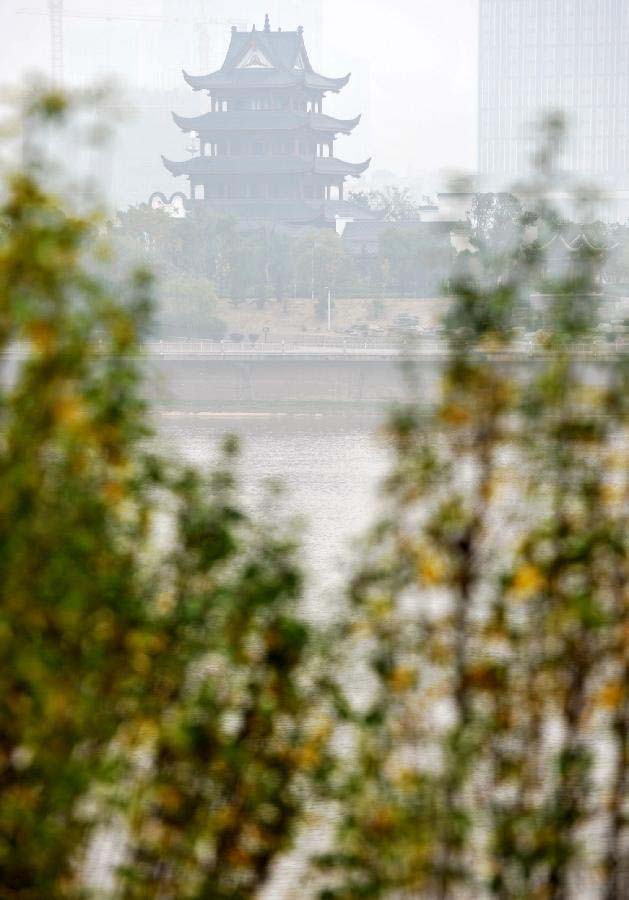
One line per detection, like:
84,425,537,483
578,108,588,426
162,15,371,226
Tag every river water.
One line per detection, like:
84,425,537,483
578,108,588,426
157,409,390,616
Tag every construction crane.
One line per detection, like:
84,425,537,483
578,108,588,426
48,0,64,84
19,4,240,82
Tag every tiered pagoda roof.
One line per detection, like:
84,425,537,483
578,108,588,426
161,15,372,227
162,156,371,178
182,24,350,94
183,68,351,93
172,111,361,136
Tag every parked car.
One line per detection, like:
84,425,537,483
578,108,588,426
390,314,420,332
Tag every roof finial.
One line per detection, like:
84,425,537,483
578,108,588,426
298,25,304,35
264,13,271,32
252,23,256,31
231,24,237,32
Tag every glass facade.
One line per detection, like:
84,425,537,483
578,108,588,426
478,0,629,188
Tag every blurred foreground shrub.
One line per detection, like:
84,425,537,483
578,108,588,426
0,91,325,898
318,128,628,899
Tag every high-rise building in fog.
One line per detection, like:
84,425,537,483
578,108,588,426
478,0,629,190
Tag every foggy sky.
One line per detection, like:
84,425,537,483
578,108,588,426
0,0,479,185
321,0,478,178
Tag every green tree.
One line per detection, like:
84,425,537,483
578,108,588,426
378,226,453,297
156,272,226,337
268,230,296,312
115,204,180,266
223,228,256,306
468,192,525,262
603,224,629,287
349,186,423,222
0,89,327,899
379,227,418,295
294,229,355,314
115,204,236,287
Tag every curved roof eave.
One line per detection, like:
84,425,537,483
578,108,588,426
307,72,351,92
162,155,185,176
347,157,372,177
182,69,213,91
312,113,361,134
163,156,315,177
163,157,372,179
315,157,372,177
181,68,351,93
170,111,362,136
172,111,195,132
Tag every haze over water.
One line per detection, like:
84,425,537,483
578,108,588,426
158,410,388,613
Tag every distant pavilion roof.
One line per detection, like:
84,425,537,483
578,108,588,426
163,155,372,178
172,110,361,136
540,230,618,255
182,21,350,94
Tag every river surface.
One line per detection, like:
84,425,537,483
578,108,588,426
157,409,390,616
